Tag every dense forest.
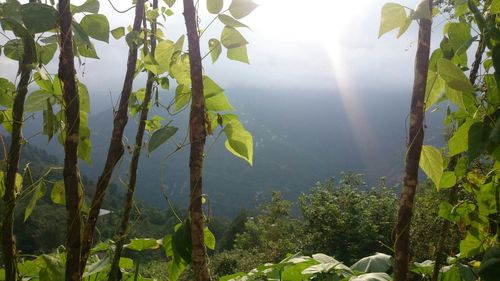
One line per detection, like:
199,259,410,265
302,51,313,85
0,0,500,280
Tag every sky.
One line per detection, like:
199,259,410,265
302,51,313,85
0,0,432,113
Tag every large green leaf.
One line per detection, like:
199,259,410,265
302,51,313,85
155,40,175,74
0,78,15,107
468,122,491,159
207,0,223,14
229,0,257,19
378,3,407,38
38,43,57,65
419,145,443,188
203,76,233,111
437,58,474,93
221,26,248,48
170,53,191,86
25,90,52,112
148,126,178,153
174,84,191,112
24,181,46,222
350,253,392,273
4,39,24,61
460,227,485,257
227,44,249,63
80,14,109,43
21,3,57,33
224,118,253,165
411,0,432,20
491,0,500,14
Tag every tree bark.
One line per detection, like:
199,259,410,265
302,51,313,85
394,1,433,280
108,1,157,280
1,4,36,279
182,0,211,280
79,0,145,275
58,1,83,281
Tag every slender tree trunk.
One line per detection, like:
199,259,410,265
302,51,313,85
182,1,211,280
1,4,36,278
108,2,157,279
394,1,433,280
58,1,83,280
79,0,145,275
431,35,486,281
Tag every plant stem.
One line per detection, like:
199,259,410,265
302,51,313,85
80,0,145,276
394,1,433,280
183,0,211,279
108,1,157,280
1,5,36,280
58,0,83,280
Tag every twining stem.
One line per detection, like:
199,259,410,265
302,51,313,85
394,1,433,280
1,3,36,280
183,0,211,280
58,0,83,280
108,1,158,280
80,0,145,276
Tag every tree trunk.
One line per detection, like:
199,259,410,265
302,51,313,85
108,1,157,279
394,1,433,280
182,0,211,280
58,1,83,280
1,4,36,279
79,0,145,275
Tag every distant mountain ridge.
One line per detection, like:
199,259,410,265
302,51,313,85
23,88,445,217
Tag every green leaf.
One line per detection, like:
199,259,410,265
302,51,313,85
468,122,491,159
119,258,134,270
221,26,248,48
83,257,110,278
24,181,46,222
174,84,191,112
148,126,178,153
170,53,191,86
492,0,500,14
204,227,216,250
78,82,91,113
208,38,222,63
80,14,110,43
411,0,432,20
229,0,257,19
25,90,52,112
4,39,23,61
72,21,91,45
111,27,125,40
21,3,58,33
444,86,467,112
203,76,233,111
437,58,474,93
0,78,16,107
50,180,65,205
227,45,249,63
425,71,444,110
154,40,175,74
77,42,99,59
207,0,223,14
448,119,473,156
224,118,253,165
43,98,55,141
218,14,248,28
125,238,160,251
460,227,485,257
479,247,500,281
378,3,407,38
39,43,57,65
73,0,99,13
419,145,443,188
164,0,176,8
172,221,192,263
439,171,456,189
